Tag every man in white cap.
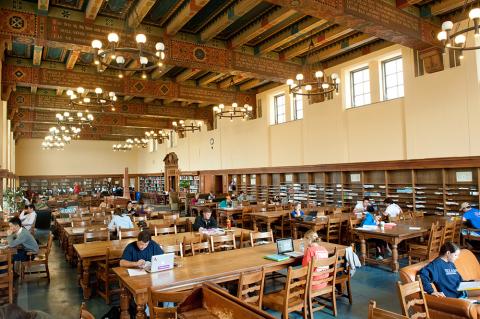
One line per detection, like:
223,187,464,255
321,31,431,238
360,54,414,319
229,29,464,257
461,202,480,237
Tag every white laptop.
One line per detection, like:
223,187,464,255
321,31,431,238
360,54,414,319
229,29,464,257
144,253,175,273
277,238,303,258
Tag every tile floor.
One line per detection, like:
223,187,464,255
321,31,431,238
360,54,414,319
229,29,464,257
13,232,405,319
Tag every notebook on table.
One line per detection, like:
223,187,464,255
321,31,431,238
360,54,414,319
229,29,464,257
264,254,290,262
458,281,480,291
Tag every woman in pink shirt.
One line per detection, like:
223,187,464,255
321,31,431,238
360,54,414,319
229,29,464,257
302,230,329,290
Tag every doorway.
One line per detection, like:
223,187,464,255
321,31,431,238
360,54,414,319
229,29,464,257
214,175,223,194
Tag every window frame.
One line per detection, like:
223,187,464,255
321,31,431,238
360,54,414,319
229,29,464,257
293,93,303,120
273,93,286,124
350,66,370,108
382,56,404,101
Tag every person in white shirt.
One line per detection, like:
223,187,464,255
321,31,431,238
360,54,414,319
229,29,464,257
383,197,402,219
108,208,134,231
19,204,37,231
353,197,370,214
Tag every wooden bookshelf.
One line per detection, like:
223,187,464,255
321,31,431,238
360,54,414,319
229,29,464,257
139,175,165,193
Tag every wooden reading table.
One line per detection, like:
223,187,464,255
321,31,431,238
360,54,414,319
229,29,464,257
290,213,353,239
248,210,290,231
113,240,347,319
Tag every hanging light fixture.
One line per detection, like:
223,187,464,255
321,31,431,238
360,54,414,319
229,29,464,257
112,142,133,152
41,135,65,151
66,87,117,112
172,120,202,134
286,37,340,99
437,0,480,60
55,111,94,127
212,77,254,121
145,130,169,143
91,31,165,79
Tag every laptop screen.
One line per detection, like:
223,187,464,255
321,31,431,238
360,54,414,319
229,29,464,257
277,238,294,254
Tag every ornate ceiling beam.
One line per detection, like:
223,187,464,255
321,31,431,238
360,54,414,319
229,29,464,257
218,75,250,89
200,0,262,42
322,40,394,69
85,0,104,22
2,62,256,106
151,65,174,80
307,34,378,64
127,0,157,28
263,0,439,49
280,25,353,60
0,10,301,82
229,7,297,49
396,0,423,9
32,45,43,66
65,50,80,70
166,0,211,36
255,18,330,55
175,68,202,82
430,0,470,16
198,72,225,86
239,79,269,91
38,0,49,15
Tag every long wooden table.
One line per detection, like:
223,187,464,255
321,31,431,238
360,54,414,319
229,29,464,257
353,216,449,272
249,210,290,231
113,240,347,319
290,213,353,239
74,228,247,299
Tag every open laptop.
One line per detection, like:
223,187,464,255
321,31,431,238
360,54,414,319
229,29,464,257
276,238,303,258
299,211,318,222
144,253,175,273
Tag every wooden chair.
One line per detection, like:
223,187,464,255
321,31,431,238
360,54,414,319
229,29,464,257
262,265,308,319
348,217,362,245
250,230,274,247
237,268,265,308
154,225,177,236
273,215,291,239
96,248,123,304
0,250,13,304
148,288,191,319
400,211,413,221
408,223,444,265
413,211,425,218
162,243,183,257
191,241,211,255
237,207,253,229
453,218,463,246
118,228,139,240
326,217,342,243
368,300,408,319
84,229,110,243
79,302,95,319
71,220,91,228
133,215,148,223
306,251,338,317
335,246,353,305
397,277,430,319
441,220,456,245
21,232,53,282
210,233,236,252
240,231,252,248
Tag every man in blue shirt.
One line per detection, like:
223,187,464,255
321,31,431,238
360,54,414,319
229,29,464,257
119,230,163,268
461,202,480,240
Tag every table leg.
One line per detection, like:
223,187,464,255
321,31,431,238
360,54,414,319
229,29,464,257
81,259,91,299
135,304,146,319
67,238,73,264
293,225,298,239
360,237,366,265
391,241,399,273
266,221,272,232
77,260,82,286
120,285,130,319
253,218,258,232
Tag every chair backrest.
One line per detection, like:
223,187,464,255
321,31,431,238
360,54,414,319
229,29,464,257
154,225,177,236
427,223,445,259
452,218,463,245
326,217,342,243
284,265,309,314
72,220,91,228
84,229,110,243
307,251,338,295
368,300,408,319
133,215,148,223
348,217,362,240
162,243,183,257
104,248,123,272
397,277,430,319
413,211,425,218
441,220,456,245
250,230,274,247
237,268,265,308
43,233,54,259
162,214,180,223
401,211,413,221
191,241,211,256
0,250,13,281
335,246,351,277
148,288,191,319
210,233,236,252
118,228,140,240
79,302,95,319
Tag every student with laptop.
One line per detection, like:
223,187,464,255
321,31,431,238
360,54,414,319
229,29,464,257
301,230,329,290
119,230,164,268
291,202,305,218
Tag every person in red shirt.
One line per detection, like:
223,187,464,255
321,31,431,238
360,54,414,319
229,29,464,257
73,183,81,194
302,230,329,290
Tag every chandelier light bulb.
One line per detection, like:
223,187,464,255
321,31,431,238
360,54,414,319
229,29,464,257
109,91,115,97
118,72,124,79
77,112,83,117
155,42,165,51
87,114,94,120
160,52,165,60
197,121,203,127
322,83,329,89
315,71,324,78
331,73,338,79
107,32,119,43
442,21,453,31
142,72,147,79
135,34,147,44
455,34,466,45
116,56,125,64
83,97,90,103
305,84,312,91
172,121,177,126
140,56,148,65
95,88,103,94
77,87,85,94
91,39,102,49
63,112,70,117
219,104,225,109
66,89,73,96
470,8,480,19
213,106,219,112
296,73,304,81
286,79,294,86
232,102,238,108
437,31,447,41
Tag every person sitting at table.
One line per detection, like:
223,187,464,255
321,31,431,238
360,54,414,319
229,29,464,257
134,200,146,217
383,197,402,220
191,193,200,206
353,197,370,214
291,202,305,218
237,191,246,203
126,201,136,215
460,202,480,236
218,195,233,208
302,230,329,290
360,205,377,227
108,207,134,231
419,242,470,299
208,191,215,201
19,204,37,231
193,208,218,231
1,217,39,262
361,205,388,260
119,230,164,268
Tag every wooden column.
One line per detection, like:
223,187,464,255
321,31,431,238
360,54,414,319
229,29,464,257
123,167,130,199
164,153,179,192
